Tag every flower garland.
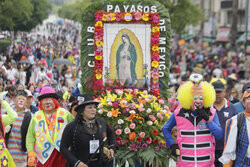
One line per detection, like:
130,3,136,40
96,88,173,165
93,10,160,97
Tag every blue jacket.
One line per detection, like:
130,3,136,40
234,101,245,114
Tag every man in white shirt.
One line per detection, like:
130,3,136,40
219,89,250,166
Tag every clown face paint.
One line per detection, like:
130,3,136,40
193,95,204,110
15,95,27,109
245,97,250,113
41,98,55,113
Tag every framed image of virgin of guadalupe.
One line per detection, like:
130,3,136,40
103,25,151,87
81,0,171,101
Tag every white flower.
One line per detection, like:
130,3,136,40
120,100,127,104
161,109,167,114
98,104,103,108
107,112,112,117
118,119,124,124
147,121,153,126
107,97,112,102
98,109,103,114
116,90,123,96
129,110,136,114
108,102,113,106
145,97,150,102
124,127,130,134
146,108,152,113
143,90,148,95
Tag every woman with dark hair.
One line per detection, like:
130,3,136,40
60,94,115,167
0,99,17,166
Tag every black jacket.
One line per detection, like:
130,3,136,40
60,116,115,167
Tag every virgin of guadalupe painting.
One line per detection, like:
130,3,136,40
116,34,137,80
109,28,143,84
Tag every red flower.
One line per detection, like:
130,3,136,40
95,60,103,67
152,129,159,136
120,13,125,20
94,68,103,74
145,136,152,144
136,137,142,143
152,31,160,38
95,79,103,87
152,51,159,57
95,26,102,31
116,137,121,142
153,139,159,144
152,40,159,46
148,13,153,21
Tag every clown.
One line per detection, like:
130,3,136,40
162,74,223,167
0,100,17,167
7,90,31,167
26,86,74,167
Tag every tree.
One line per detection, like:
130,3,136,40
156,0,204,34
25,0,51,31
58,0,102,22
0,0,50,33
0,0,33,31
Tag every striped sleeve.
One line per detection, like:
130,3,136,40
219,115,237,164
224,119,233,148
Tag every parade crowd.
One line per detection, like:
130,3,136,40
0,15,250,167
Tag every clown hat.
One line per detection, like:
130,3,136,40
75,94,99,112
38,86,59,101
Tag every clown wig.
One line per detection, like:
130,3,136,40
177,81,216,110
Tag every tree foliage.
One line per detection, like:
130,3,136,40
25,0,51,31
58,0,102,22
0,0,51,32
157,0,204,33
0,0,33,31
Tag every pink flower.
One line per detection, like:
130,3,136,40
95,15,102,21
151,37,159,42
149,115,156,122
130,123,136,129
157,113,163,121
115,13,121,21
152,15,159,23
151,73,159,79
138,106,145,112
159,99,165,104
151,55,160,61
145,137,152,144
115,129,122,135
134,12,142,20
139,132,145,138
95,51,102,56
94,30,103,37
106,14,112,21
112,102,119,108
94,35,102,41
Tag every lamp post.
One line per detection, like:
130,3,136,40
245,0,249,54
